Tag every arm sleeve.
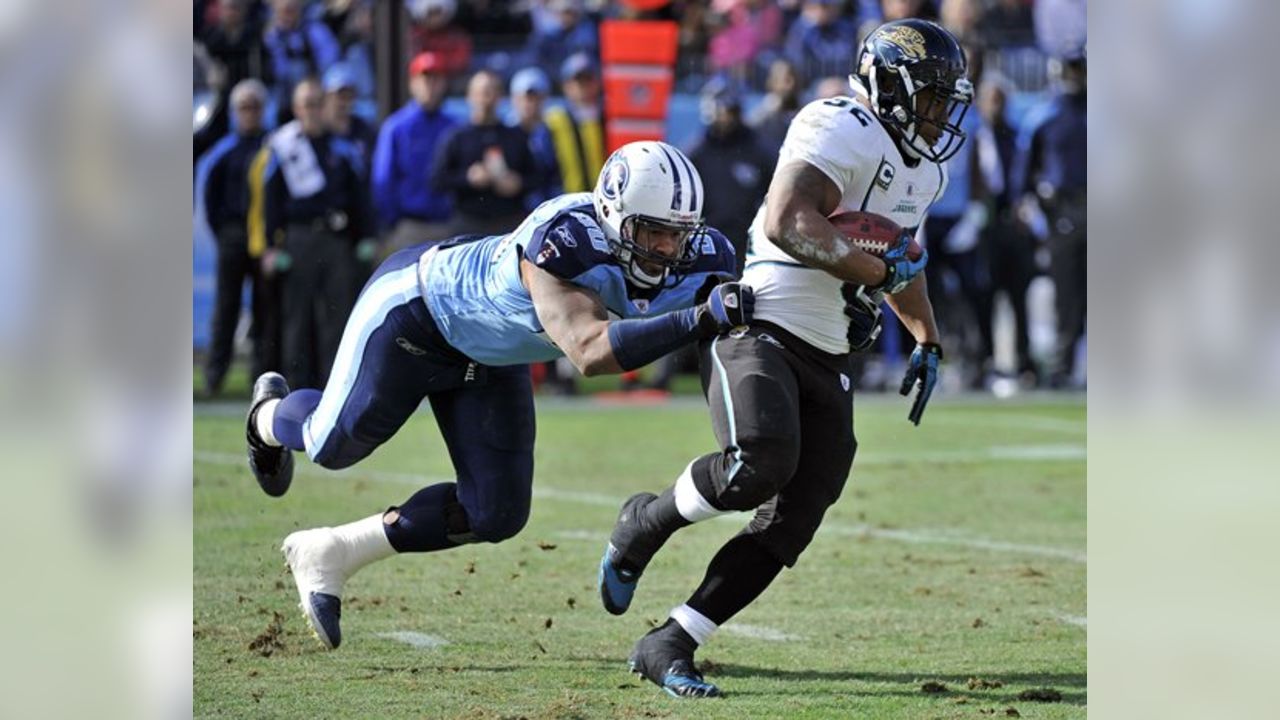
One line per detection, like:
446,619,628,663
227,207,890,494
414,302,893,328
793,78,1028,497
1011,107,1049,200
371,120,397,229
203,153,226,231
308,22,341,71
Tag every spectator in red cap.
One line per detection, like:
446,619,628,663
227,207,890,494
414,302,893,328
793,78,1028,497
406,0,472,77
371,51,458,255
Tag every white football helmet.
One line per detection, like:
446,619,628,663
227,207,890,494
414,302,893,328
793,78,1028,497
593,141,705,288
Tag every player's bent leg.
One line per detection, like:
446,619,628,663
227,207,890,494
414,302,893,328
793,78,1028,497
628,618,722,699
429,363,537,545
599,490,666,615
600,330,801,614
282,512,396,650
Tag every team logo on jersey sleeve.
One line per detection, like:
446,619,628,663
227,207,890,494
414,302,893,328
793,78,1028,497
882,26,927,59
553,225,577,247
600,155,630,201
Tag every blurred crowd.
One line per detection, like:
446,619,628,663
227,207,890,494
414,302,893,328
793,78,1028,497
194,0,1086,397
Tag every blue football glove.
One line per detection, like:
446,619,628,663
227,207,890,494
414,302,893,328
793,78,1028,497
697,281,754,337
899,343,942,426
876,233,929,294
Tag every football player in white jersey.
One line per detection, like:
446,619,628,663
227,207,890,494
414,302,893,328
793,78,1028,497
597,19,974,698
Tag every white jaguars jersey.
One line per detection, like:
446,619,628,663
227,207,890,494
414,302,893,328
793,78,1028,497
743,96,949,354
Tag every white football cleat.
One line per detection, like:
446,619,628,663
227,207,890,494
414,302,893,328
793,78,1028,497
280,516,396,650
282,528,350,650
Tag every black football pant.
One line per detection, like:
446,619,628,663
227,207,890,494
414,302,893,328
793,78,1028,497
689,321,857,567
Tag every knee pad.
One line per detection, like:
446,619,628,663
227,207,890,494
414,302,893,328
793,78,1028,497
466,503,530,544
714,437,799,512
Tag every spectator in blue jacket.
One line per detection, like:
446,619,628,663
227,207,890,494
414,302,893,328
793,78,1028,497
195,79,276,396
526,0,599,81
371,51,458,254
783,0,859,84
323,63,377,169
263,0,341,125
1013,48,1087,388
508,68,561,212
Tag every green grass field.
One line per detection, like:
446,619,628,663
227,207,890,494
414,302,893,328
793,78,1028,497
195,394,1085,719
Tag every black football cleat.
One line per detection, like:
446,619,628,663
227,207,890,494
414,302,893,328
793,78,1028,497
628,619,722,699
246,372,294,497
599,492,659,615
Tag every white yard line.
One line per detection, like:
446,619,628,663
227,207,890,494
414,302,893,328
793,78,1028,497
553,529,611,541
1050,611,1088,628
720,624,802,642
376,631,448,649
196,451,1085,564
930,412,1087,436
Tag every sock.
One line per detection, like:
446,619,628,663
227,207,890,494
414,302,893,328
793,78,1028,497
382,483,468,553
272,389,322,451
670,603,718,646
686,534,785,625
640,486,690,536
329,513,397,575
614,487,689,574
673,456,728,522
254,399,281,446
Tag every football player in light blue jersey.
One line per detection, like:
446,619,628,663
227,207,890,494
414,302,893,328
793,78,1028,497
241,140,752,650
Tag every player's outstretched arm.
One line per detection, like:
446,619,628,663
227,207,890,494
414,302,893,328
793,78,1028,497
523,260,753,377
763,161,893,287
524,259,623,377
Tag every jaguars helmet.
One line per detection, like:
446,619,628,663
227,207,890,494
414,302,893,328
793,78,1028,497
850,19,974,163
593,141,705,288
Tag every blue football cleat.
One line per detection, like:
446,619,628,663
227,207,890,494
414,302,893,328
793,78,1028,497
598,493,658,615
598,543,640,616
628,619,722,699
246,372,294,497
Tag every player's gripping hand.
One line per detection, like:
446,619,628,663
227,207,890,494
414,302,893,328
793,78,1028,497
844,288,883,352
876,233,929,294
899,343,942,426
696,281,754,337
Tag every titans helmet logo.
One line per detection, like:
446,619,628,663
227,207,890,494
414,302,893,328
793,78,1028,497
882,26,927,59
600,155,630,201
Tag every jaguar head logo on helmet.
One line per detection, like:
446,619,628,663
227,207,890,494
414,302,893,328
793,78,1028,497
593,141,706,289
849,19,974,163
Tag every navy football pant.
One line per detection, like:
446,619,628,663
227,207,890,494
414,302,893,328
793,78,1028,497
271,242,536,549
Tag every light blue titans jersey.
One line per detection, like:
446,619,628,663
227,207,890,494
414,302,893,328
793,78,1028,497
422,193,737,366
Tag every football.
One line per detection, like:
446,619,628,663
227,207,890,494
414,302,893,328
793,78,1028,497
828,211,923,260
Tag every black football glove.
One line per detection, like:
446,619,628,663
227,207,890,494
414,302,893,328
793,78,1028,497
696,281,754,337
844,287,883,352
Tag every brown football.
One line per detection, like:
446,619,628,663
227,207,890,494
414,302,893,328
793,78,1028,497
828,211,923,260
